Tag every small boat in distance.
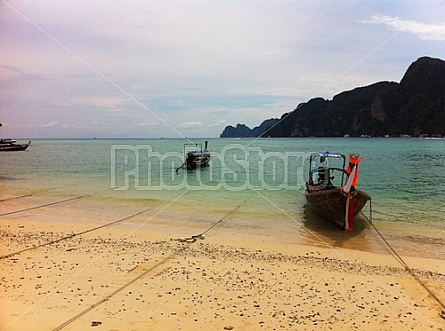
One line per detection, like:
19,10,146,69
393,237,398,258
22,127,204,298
176,140,211,172
0,123,31,151
0,139,31,152
303,152,371,231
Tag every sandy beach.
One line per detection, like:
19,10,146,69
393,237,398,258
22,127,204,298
1,196,445,331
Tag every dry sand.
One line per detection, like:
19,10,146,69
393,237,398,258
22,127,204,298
1,201,445,331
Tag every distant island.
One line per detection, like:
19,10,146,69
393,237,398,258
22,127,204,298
220,56,445,138
220,118,279,138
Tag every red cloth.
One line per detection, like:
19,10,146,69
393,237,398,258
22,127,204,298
345,197,354,232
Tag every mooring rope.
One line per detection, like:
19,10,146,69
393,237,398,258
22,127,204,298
0,194,33,203
175,161,186,172
360,200,445,313
51,252,176,331
0,205,155,260
51,199,247,330
0,195,84,217
175,198,247,243
0,187,119,217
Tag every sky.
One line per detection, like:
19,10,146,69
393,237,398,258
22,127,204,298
1,0,445,139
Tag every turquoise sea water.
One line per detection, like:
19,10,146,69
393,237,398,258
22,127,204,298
1,138,444,260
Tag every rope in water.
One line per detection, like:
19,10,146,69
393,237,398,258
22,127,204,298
361,200,445,313
51,199,247,330
175,161,186,172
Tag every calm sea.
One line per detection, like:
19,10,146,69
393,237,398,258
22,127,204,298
1,138,444,260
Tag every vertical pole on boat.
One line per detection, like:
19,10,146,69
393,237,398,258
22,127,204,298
204,140,208,150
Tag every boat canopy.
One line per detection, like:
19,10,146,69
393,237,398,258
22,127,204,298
310,152,345,159
307,152,348,188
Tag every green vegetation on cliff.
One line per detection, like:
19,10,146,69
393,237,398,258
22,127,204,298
221,57,445,138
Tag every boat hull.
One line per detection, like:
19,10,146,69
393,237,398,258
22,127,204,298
0,141,31,152
185,151,211,169
304,188,371,229
186,158,210,169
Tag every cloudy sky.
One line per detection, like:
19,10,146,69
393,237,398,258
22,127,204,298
1,0,445,138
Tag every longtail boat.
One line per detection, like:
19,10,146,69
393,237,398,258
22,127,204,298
303,152,370,231
176,140,211,172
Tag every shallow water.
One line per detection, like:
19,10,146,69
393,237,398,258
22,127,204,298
1,138,444,260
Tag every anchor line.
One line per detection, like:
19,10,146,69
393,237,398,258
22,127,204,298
360,200,445,311
0,186,119,217
201,199,246,236
0,206,155,260
0,196,84,217
175,161,186,172
2,195,246,259
51,252,177,331
176,198,247,243
0,194,33,203
51,200,247,330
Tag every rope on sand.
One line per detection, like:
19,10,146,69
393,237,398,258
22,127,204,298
0,195,84,217
0,187,128,259
51,253,176,331
0,187,119,217
51,200,247,330
0,205,155,260
360,200,445,317
0,194,33,202
174,199,247,243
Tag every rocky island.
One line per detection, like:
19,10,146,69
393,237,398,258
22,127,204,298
220,56,445,138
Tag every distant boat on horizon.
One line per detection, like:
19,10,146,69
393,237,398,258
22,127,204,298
0,123,31,151
0,139,31,151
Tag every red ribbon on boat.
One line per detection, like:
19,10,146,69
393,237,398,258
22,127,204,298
346,154,360,187
344,193,355,232
342,154,361,232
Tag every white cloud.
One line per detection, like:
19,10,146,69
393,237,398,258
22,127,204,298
41,121,59,128
208,120,227,127
178,121,204,129
137,121,158,127
361,15,445,41
2,1,445,138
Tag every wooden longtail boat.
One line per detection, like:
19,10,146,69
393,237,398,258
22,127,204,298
176,140,211,172
303,152,370,231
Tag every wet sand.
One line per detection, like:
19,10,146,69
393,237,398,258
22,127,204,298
1,197,445,331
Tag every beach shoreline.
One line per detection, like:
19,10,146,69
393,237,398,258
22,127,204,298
1,206,444,331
